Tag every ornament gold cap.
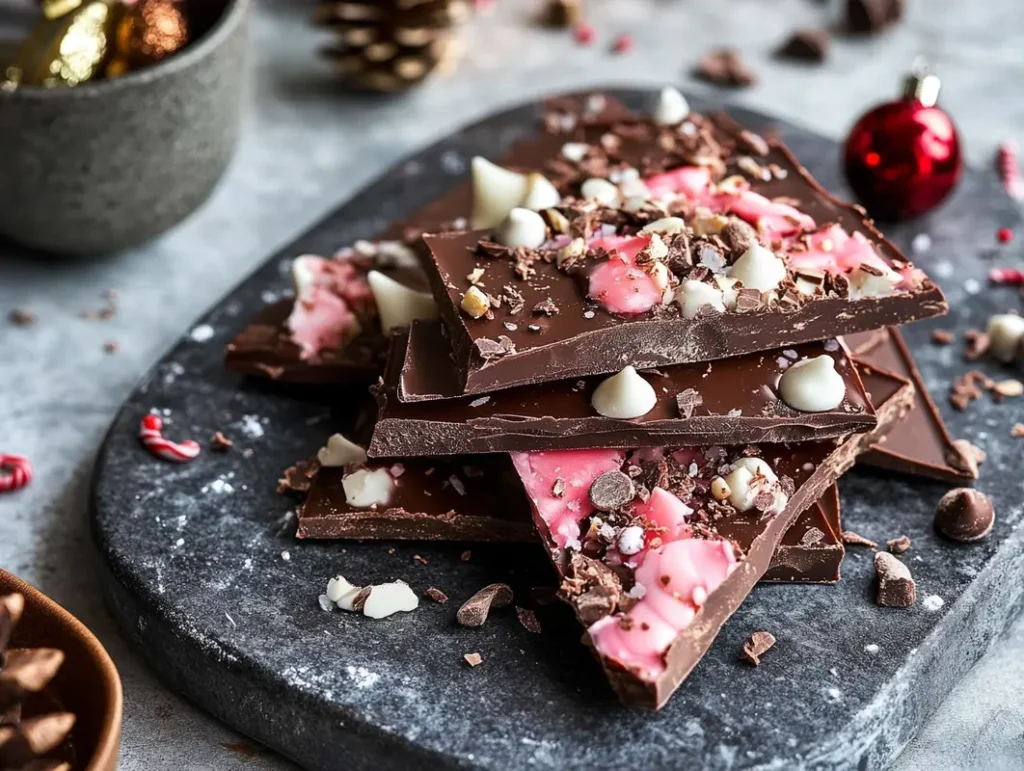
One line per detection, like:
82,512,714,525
902,56,941,107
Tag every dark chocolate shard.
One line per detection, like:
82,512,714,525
740,631,777,666
776,29,828,63
456,584,513,628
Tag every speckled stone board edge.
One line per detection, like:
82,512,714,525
89,89,1024,771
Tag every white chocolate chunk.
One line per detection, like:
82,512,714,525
342,468,395,508
591,366,657,419
561,142,590,162
460,285,491,318
616,526,645,556
326,575,363,609
652,86,690,126
778,356,846,412
520,172,561,211
724,458,788,514
362,581,419,619
728,243,786,293
648,261,671,293
676,280,726,318
494,207,547,249
987,313,1024,362
849,263,901,298
471,156,529,229
580,177,620,206
367,271,438,332
317,433,368,467
640,217,687,236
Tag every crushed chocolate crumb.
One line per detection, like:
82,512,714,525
776,29,828,63
930,329,954,345
277,459,320,495
875,551,915,607
887,535,912,555
456,583,513,627
694,48,757,88
516,607,542,634
950,370,993,411
1012,423,1024,438
211,431,234,452
8,308,35,326
741,631,776,666
676,388,703,419
425,587,448,604
841,530,878,548
463,652,483,667
103,340,120,354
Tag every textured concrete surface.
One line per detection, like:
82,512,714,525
2,1,1024,769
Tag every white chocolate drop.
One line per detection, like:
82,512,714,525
778,356,846,412
580,177,620,206
676,280,726,318
987,313,1024,362
652,86,690,125
591,366,658,419
366,271,438,333
342,468,395,508
724,458,788,514
728,243,786,293
317,433,368,467
471,156,529,229
849,264,901,298
494,207,547,249
520,172,561,211
362,581,419,619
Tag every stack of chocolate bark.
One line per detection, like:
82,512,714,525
228,90,976,710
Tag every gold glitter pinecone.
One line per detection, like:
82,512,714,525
314,0,469,92
0,594,74,771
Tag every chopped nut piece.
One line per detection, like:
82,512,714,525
460,286,491,319
1012,423,1024,438
463,652,483,667
841,530,877,548
424,587,448,604
456,583,513,627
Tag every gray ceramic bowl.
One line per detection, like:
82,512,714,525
0,0,249,255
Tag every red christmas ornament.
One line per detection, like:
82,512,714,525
843,61,962,221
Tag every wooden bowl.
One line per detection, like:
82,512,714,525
0,570,122,771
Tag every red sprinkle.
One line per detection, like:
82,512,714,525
989,266,1024,286
0,454,32,494
612,33,635,54
574,23,595,45
997,227,1014,244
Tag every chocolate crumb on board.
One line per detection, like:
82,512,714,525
775,29,828,63
1012,423,1024,438
887,535,912,554
211,432,234,452
277,459,320,495
103,340,120,354
963,329,990,361
875,552,916,607
930,329,954,345
516,607,542,634
460,550,472,562
425,587,449,604
950,370,993,411
846,0,904,35
464,652,483,667
741,631,776,666
694,48,757,88
8,308,35,326
456,583,514,627
842,530,878,548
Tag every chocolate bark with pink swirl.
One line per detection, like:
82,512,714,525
510,369,913,709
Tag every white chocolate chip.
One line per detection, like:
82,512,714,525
987,313,1024,362
849,263,902,298
342,468,395,509
561,142,590,162
317,433,368,467
616,526,646,556
652,86,690,126
724,458,788,514
460,285,491,318
326,575,363,609
676,280,726,318
728,243,786,293
494,207,547,249
580,178,620,206
362,581,419,619
591,366,658,419
778,356,847,412
557,237,586,268
366,271,438,332
640,217,687,236
470,156,529,229
520,172,561,211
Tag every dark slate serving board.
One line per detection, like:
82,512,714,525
90,89,1024,771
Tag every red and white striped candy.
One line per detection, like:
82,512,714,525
139,414,200,463
0,454,32,494
997,141,1024,201
989,266,1024,286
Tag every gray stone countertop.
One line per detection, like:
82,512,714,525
1,0,1023,768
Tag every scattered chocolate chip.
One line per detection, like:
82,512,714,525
675,388,703,419
103,340,120,354
947,439,986,477
8,308,35,326
463,652,483,667
694,48,757,88
841,530,878,548
776,29,828,63
846,0,904,34
963,329,990,361
460,550,472,562
887,535,912,555
935,488,994,543
588,470,635,512
930,329,954,345
211,432,233,452
516,607,542,634
456,583,513,628
425,587,449,604
532,298,560,316
874,552,915,607
741,631,776,666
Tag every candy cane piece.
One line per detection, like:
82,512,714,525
989,266,1024,286
997,141,1024,201
139,415,201,463
0,455,32,494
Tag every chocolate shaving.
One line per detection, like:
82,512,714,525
425,587,448,604
740,631,776,666
841,530,878,548
734,288,763,313
675,388,703,419
516,607,542,634
887,535,912,555
456,583,514,627
694,48,757,88
502,284,525,315
874,552,915,607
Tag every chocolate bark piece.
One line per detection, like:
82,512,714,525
371,322,875,455
511,369,913,709
296,458,535,542
762,485,844,583
847,327,977,483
